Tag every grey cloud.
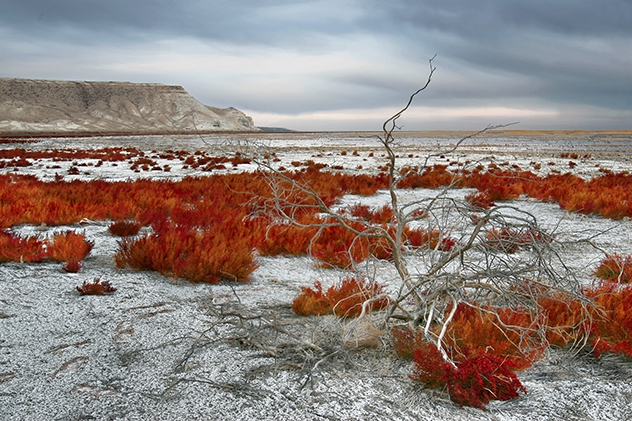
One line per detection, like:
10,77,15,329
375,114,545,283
365,0,632,39
0,0,364,48
359,1,632,112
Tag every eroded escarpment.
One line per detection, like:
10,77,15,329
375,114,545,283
0,78,260,135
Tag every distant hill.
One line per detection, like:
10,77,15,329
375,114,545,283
0,78,260,135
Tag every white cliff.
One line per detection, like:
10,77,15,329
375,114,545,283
0,78,259,134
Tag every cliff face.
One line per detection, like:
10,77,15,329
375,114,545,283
0,78,260,134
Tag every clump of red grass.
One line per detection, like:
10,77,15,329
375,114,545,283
347,203,394,224
465,191,495,210
397,164,463,189
310,222,370,269
77,278,116,295
292,277,388,318
0,230,47,263
406,227,456,252
48,231,94,262
483,228,552,254
393,266,632,408
62,259,82,273
409,342,526,410
584,281,632,358
108,220,143,237
593,253,632,283
115,220,259,283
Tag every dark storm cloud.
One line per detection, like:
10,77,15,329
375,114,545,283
0,0,361,47
367,0,632,38
363,1,632,108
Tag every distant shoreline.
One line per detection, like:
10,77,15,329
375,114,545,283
2,129,631,141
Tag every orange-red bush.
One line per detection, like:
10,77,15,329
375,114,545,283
585,282,632,358
397,164,462,189
465,191,495,210
326,277,389,317
292,277,388,318
108,220,143,237
291,281,332,316
62,259,82,273
483,228,552,254
593,253,632,283
256,214,320,257
348,203,394,224
48,231,94,262
410,343,526,410
77,278,116,295
406,227,456,252
310,223,370,268
0,230,47,263
441,303,546,370
115,221,258,283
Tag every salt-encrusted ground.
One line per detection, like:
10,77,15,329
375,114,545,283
1,132,631,420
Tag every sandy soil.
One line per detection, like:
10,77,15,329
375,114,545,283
1,132,632,420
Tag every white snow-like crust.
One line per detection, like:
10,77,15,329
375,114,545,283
1,132,631,420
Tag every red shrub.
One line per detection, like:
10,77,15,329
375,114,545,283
115,222,258,283
585,282,632,358
291,281,332,316
483,228,524,254
406,227,456,252
311,223,370,269
537,292,591,348
348,203,394,224
0,230,47,263
108,220,143,237
465,191,495,210
326,277,389,318
410,343,526,410
442,303,545,371
593,253,632,283
397,164,462,189
48,231,94,262
256,214,319,257
391,326,425,358
77,278,116,295
292,277,388,318
62,259,82,273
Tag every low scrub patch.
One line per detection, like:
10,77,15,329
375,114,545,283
292,277,388,318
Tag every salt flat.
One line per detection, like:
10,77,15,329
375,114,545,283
1,132,631,420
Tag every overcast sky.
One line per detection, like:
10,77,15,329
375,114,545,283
1,0,631,131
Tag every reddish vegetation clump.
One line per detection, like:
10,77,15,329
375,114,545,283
108,220,143,237
392,267,632,408
406,227,456,252
115,219,259,283
0,229,93,266
292,277,388,318
584,282,632,358
76,278,116,295
348,203,394,224
48,231,94,263
410,343,526,410
483,228,552,254
291,281,331,317
62,259,82,273
593,253,632,283
465,191,495,210
0,230,47,263
310,223,370,269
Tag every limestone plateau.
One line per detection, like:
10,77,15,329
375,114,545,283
0,77,260,135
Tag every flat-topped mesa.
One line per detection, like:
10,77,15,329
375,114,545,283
0,77,260,135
